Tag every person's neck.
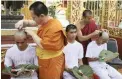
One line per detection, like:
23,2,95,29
96,40,101,46
67,39,75,43
18,44,28,51
83,19,88,25
41,16,52,25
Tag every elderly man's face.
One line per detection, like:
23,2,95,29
99,38,108,44
15,37,27,50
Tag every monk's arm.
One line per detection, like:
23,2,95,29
23,20,37,27
87,57,99,62
15,20,37,29
76,22,95,41
77,29,95,41
30,32,43,49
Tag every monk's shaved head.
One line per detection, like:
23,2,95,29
14,30,27,39
101,31,109,41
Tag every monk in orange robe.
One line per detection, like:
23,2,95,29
15,1,67,79
36,19,67,79
76,10,100,64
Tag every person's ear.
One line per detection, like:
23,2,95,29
99,32,102,37
40,14,45,17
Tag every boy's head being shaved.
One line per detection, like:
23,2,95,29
101,31,109,41
14,30,27,40
14,30,28,51
97,31,109,45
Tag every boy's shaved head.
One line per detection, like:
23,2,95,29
97,31,109,45
14,30,27,40
14,30,28,51
101,31,109,41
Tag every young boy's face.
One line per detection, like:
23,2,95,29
67,29,77,40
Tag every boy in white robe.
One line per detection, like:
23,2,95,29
4,30,38,79
86,31,122,79
63,24,84,79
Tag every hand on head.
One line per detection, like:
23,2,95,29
15,20,24,30
14,30,27,39
101,31,109,40
100,29,109,34
93,30,101,36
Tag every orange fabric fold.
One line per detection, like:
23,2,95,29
37,19,67,51
37,19,67,79
38,54,65,79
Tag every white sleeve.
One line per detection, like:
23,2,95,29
34,56,38,66
4,50,13,67
104,43,107,50
78,45,84,59
85,43,93,58
32,47,38,66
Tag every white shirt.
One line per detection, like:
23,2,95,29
86,41,107,68
4,44,38,79
63,41,83,68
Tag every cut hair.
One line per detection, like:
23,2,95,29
82,10,92,17
29,1,48,16
66,24,77,32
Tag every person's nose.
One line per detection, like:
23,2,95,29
18,43,22,46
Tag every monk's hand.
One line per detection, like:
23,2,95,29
100,29,109,34
24,27,35,36
92,30,101,36
15,20,24,29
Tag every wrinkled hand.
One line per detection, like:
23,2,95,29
10,71,19,77
15,20,24,29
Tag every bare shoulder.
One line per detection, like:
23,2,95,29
75,20,84,29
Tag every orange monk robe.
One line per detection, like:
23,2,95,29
37,19,67,79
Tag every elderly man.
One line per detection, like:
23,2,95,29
4,30,38,79
86,31,122,79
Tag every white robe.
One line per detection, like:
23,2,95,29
4,44,38,79
63,41,84,79
86,41,122,79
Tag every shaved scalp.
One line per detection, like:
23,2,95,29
14,30,27,39
101,31,109,40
